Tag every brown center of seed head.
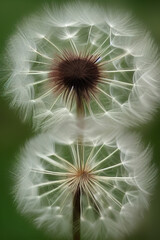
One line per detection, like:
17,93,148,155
76,170,90,180
49,52,102,110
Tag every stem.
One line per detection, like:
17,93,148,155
73,185,81,240
72,98,85,240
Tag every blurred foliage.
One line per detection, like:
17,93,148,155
0,0,160,240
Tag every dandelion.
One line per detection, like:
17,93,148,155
14,131,156,240
5,3,158,240
4,2,160,131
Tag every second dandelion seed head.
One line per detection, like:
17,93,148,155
14,132,157,240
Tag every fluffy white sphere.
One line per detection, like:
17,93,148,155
4,2,160,132
13,131,157,240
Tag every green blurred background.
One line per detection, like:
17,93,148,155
0,0,160,239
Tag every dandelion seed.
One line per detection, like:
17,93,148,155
13,132,157,240
4,2,160,131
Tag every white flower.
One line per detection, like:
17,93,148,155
4,2,160,131
13,131,157,240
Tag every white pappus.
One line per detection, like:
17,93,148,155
3,2,160,132
13,131,157,240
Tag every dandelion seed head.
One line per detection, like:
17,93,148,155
4,2,160,131
13,132,157,240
